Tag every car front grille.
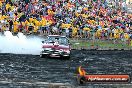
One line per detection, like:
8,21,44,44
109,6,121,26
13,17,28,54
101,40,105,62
44,49,60,53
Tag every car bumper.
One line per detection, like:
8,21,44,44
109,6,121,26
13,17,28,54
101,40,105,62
40,50,70,57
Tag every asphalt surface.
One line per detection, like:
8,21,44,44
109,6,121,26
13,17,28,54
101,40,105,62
0,50,132,88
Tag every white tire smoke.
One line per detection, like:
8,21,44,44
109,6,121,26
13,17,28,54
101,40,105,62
0,31,43,55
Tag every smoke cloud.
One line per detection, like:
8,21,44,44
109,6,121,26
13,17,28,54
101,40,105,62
0,31,44,55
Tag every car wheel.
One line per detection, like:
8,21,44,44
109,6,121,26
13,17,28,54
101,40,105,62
62,56,70,59
40,54,44,58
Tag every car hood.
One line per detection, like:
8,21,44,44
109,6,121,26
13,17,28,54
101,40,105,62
42,43,69,50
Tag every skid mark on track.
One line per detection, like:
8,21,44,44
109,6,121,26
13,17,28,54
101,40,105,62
0,50,132,87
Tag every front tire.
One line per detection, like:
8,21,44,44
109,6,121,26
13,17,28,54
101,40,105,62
61,56,70,59
40,54,44,58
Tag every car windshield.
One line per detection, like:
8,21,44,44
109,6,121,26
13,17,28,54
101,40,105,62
47,36,69,45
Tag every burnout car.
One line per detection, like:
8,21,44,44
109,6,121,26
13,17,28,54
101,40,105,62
40,35,71,59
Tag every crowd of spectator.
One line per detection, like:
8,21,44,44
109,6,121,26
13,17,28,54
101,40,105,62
0,0,131,42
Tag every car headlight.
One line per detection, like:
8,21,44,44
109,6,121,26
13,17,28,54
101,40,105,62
61,49,70,54
65,50,70,54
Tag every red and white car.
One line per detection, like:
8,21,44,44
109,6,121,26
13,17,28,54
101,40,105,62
40,35,71,59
